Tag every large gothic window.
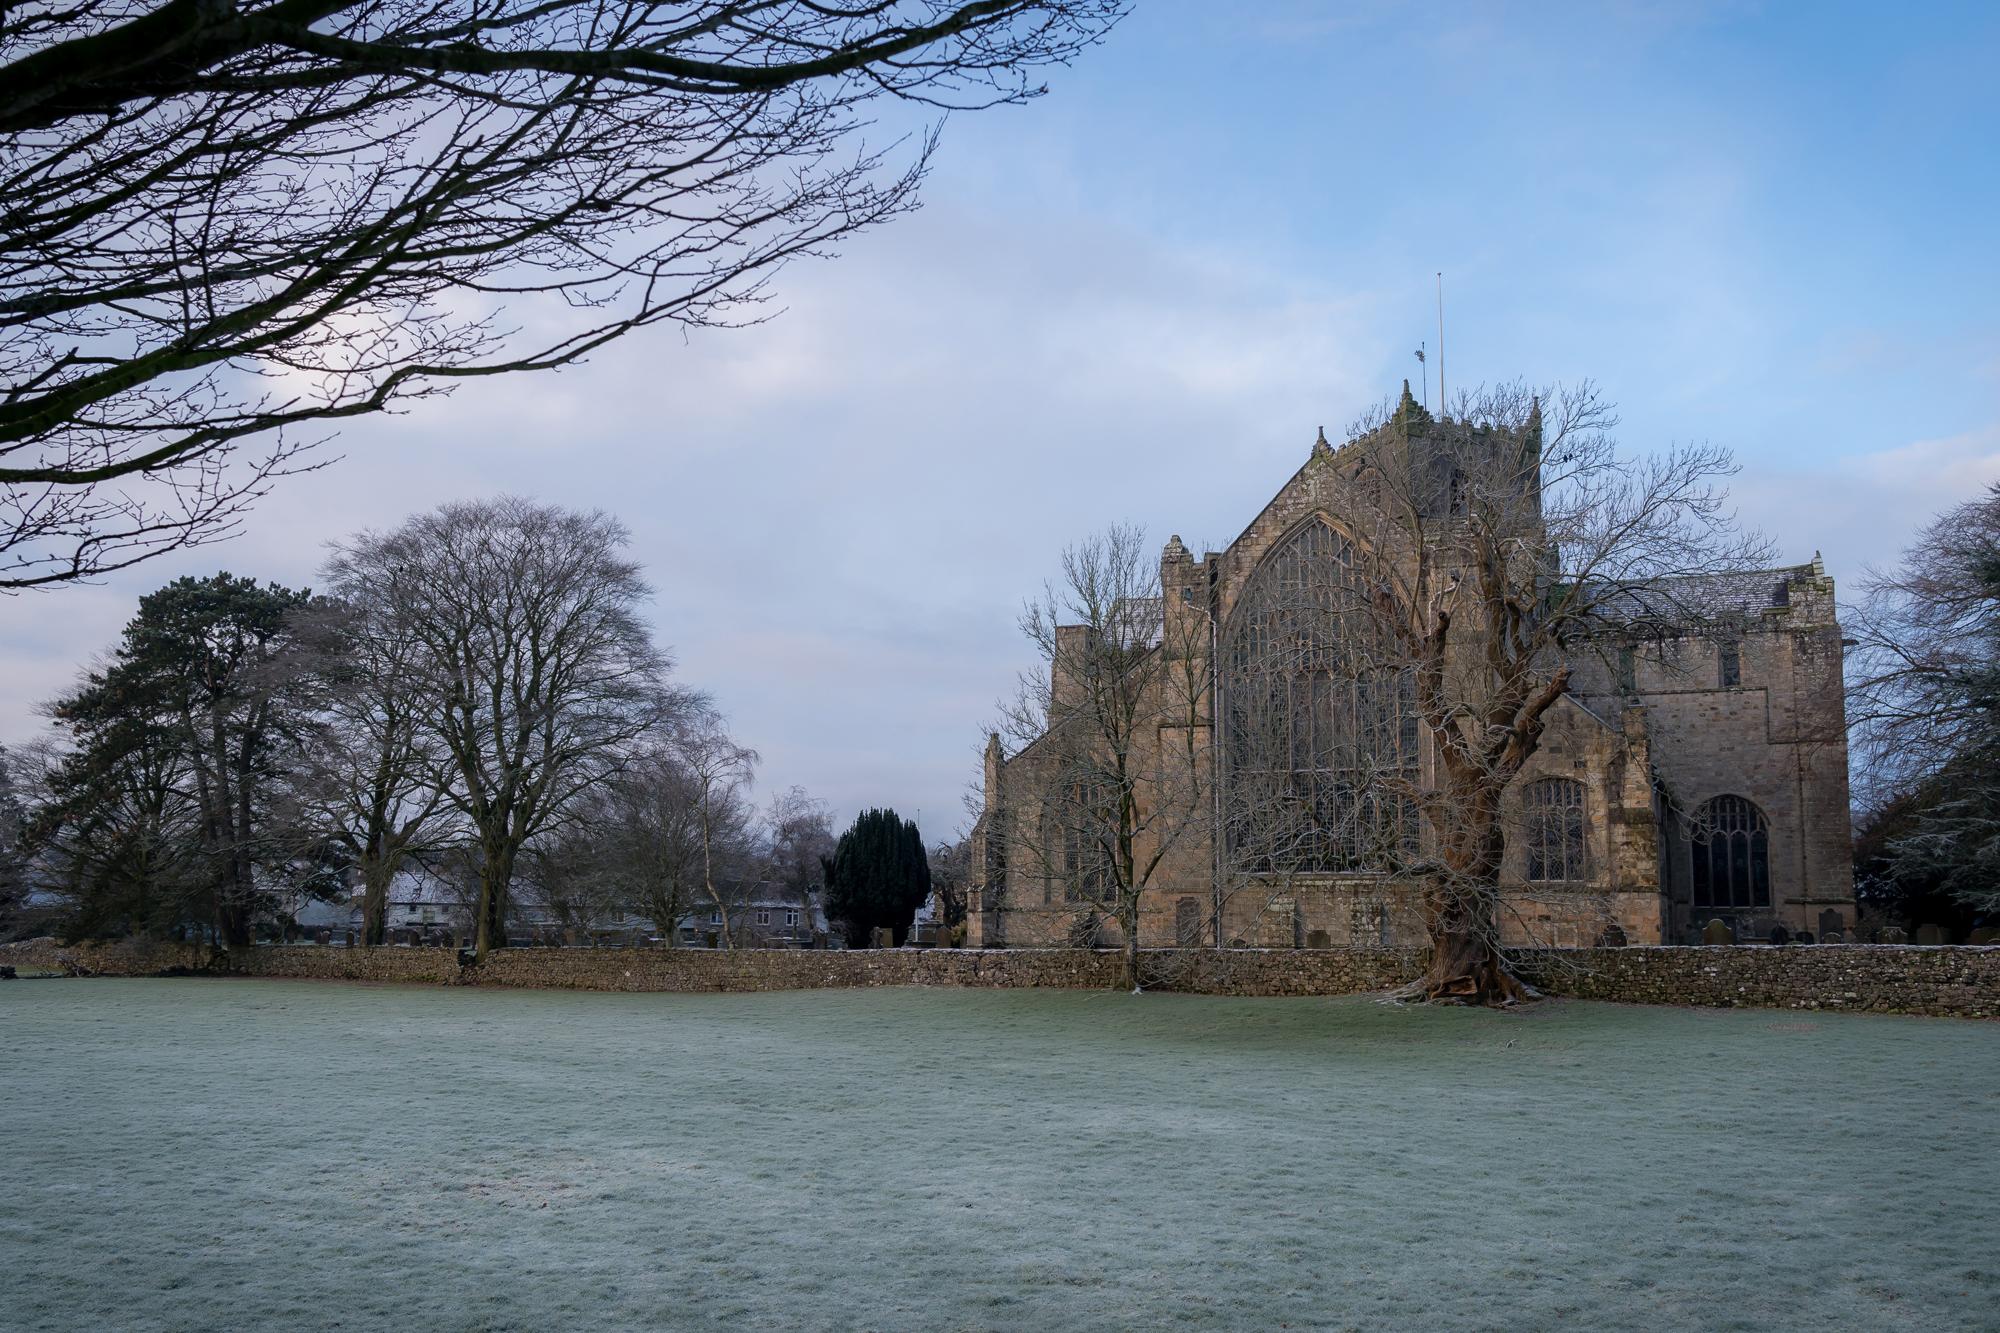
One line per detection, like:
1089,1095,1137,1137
1046,778,1114,905
1523,778,1587,882
1223,518,1419,873
1689,794,1770,910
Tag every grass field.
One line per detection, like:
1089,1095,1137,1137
1,980,1995,1331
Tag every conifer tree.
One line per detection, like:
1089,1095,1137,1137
44,574,318,945
821,809,931,947
0,745,25,939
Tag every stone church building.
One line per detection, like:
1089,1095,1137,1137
967,389,1856,951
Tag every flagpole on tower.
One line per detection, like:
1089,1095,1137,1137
1436,272,1446,418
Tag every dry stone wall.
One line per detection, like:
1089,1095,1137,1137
1512,944,1998,1018
2,939,1993,1018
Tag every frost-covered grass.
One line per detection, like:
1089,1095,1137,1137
1,982,1995,1332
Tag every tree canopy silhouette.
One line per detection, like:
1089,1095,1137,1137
822,807,929,946
0,1,1124,588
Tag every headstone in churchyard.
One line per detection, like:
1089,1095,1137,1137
344,930,355,948
1881,926,1907,944
1822,932,1843,944
1596,924,1628,948
1915,924,1948,946
1969,927,1996,945
1703,918,1734,946
1794,931,1815,945
871,926,895,949
1819,909,1844,940
1768,924,1790,946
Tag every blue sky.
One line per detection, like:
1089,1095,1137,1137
4,0,1996,839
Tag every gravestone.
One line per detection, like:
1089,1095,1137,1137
1915,924,1948,946
343,930,355,948
870,926,895,949
1794,931,1815,945
1822,932,1844,944
1969,927,1997,945
1768,924,1790,946
1596,924,1628,948
1819,909,1844,940
1703,918,1734,945
1305,929,1332,949
1881,926,1908,944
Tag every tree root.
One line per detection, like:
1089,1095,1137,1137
1386,940,1542,1008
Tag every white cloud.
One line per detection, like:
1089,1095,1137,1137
1733,422,2000,589
0,203,1387,838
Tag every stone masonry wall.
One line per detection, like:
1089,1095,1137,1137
3,939,1993,1018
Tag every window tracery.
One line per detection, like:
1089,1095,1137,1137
1223,518,1418,873
1689,794,1770,910
1523,777,1587,882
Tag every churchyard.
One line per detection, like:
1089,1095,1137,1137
2,979,1993,1331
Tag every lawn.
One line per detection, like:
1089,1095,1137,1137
1,981,1994,1331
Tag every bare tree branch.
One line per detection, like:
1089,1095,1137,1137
0,0,1126,586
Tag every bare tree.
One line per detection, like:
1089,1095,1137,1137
589,742,707,945
668,710,757,947
1846,484,2000,912
288,575,459,945
334,496,678,960
994,522,1213,990
1324,383,1769,1002
520,822,630,944
928,834,971,940
763,784,833,946
0,1,1124,589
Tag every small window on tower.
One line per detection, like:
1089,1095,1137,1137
1179,585,1195,605
1617,646,1637,694
1719,641,1741,688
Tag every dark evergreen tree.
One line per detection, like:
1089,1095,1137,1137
44,574,319,945
821,808,931,947
0,744,26,939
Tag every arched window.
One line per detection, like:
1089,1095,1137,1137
1689,795,1770,910
1222,518,1418,873
1524,778,1586,882
1048,777,1113,905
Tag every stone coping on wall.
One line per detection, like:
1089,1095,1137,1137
2,939,1994,1018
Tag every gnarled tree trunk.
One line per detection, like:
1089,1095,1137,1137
362,863,391,948
1415,793,1533,1006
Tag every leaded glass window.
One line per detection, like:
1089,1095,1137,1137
1048,778,1114,905
1222,519,1419,873
1523,778,1586,882
1689,794,1770,910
